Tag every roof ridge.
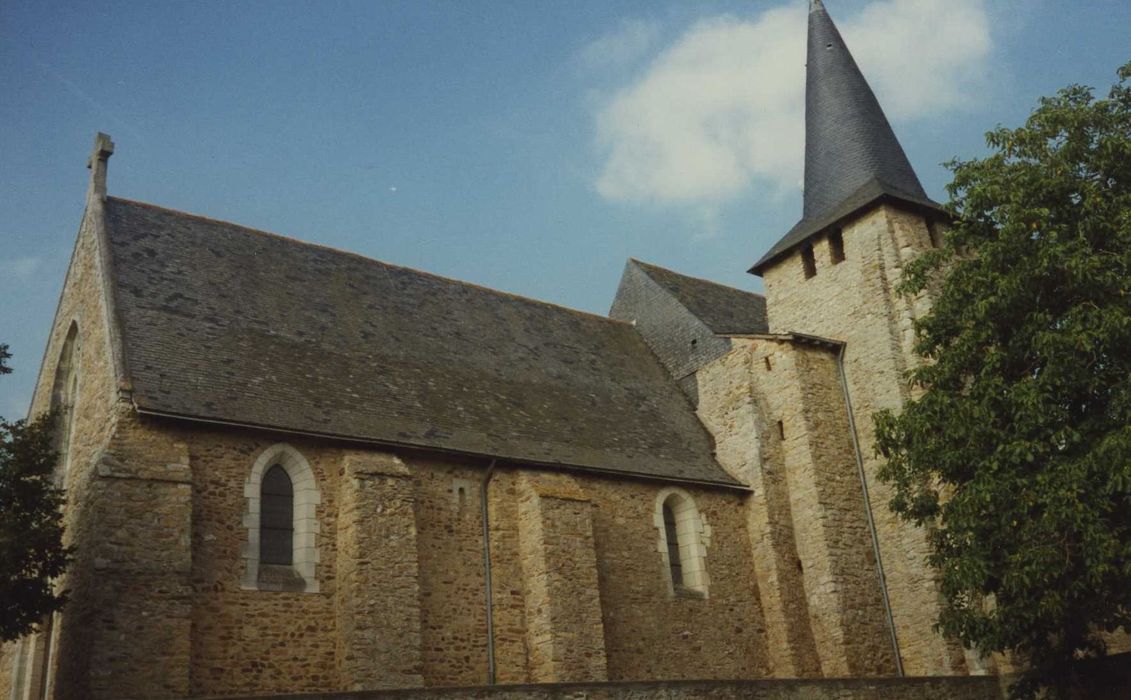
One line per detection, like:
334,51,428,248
630,258,766,299
107,197,632,328
102,196,738,486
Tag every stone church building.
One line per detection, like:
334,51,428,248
1,3,1016,698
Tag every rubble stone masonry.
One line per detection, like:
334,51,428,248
514,472,606,683
4,404,774,698
761,204,968,675
199,676,1005,700
336,452,423,689
696,336,895,678
1,198,191,699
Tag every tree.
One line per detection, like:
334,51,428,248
874,63,1131,699
0,343,70,641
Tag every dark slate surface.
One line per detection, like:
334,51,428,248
628,260,767,334
609,261,733,390
750,2,944,274
103,198,740,486
750,179,945,274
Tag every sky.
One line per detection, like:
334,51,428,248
1,0,1128,417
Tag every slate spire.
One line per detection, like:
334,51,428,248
750,1,943,274
803,0,926,218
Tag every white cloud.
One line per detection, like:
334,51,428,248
579,18,663,72
592,0,991,205
849,0,992,120
1,257,42,280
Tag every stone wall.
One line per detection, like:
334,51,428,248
191,428,770,695
695,336,894,678
195,676,1004,700
0,197,143,699
336,452,423,689
608,260,733,392
693,339,818,679
61,418,194,698
514,473,607,683
761,204,968,675
576,474,769,682
186,429,340,697
25,407,772,698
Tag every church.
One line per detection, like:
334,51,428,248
1,3,1014,699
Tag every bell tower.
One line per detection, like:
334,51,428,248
749,0,969,677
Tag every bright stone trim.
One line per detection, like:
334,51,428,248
653,487,712,597
242,443,321,593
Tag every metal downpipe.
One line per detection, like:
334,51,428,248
480,459,498,685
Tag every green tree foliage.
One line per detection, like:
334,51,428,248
0,343,70,641
875,64,1131,699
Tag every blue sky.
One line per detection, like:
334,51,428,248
1,0,1128,417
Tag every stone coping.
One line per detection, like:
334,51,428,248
195,675,1003,700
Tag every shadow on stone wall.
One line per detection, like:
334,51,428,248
1066,651,1131,700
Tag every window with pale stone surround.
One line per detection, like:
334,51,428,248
49,321,81,487
654,488,711,597
15,321,83,700
260,465,294,565
242,443,321,593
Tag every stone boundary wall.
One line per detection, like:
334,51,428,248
196,677,1002,700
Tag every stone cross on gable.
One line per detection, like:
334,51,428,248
87,132,115,201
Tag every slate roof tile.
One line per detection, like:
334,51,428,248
750,1,946,275
103,197,741,487
630,260,768,334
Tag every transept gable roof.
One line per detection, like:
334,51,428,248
629,260,768,335
102,197,741,488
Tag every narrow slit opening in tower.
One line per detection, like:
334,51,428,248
829,228,845,264
801,244,817,279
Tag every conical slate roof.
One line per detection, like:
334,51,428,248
750,0,944,275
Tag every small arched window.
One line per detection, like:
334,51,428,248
662,501,683,587
242,444,320,593
654,488,711,597
260,465,294,566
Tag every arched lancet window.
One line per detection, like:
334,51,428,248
49,322,81,485
663,501,683,587
14,323,80,700
654,488,711,597
260,465,294,566
242,444,320,593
